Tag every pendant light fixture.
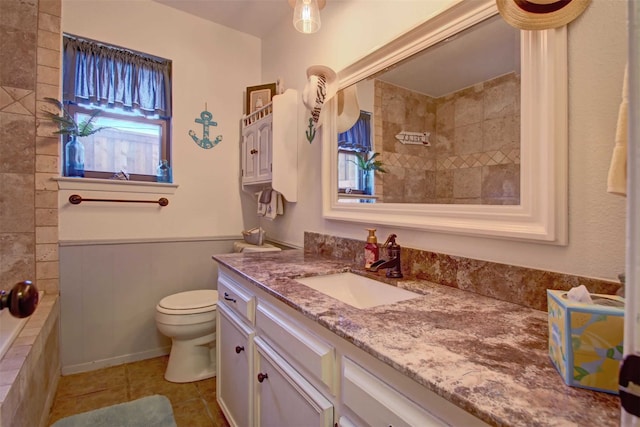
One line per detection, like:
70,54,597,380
288,0,326,34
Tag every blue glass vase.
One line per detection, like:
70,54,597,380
156,160,172,183
64,136,85,177
362,170,373,195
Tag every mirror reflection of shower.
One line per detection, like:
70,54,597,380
337,14,521,205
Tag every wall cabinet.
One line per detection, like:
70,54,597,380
240,89,298,202
216,267,488,427
242,118,272,184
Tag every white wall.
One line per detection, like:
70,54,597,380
60,0,261,241
58,0,266,371
259,0,628,282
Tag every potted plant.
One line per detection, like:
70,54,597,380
41,98,109,177
349,151,386,195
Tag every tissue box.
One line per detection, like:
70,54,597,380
547,289,624,394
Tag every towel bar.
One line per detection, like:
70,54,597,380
69,194,169,206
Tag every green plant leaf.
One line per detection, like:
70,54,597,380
41,97,110,137
349,152,387,173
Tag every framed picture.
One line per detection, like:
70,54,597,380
246,83,277,115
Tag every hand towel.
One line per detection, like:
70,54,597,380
257,191,267,216
265,190,284,220
607,64,628,197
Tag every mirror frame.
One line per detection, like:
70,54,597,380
322,0,568,244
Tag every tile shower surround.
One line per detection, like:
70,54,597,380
304,232,621,311
0,0,62,426
374,73,520,205
0,294,60,427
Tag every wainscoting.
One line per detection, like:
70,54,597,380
59,237,237,374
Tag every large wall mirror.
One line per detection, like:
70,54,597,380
321,0,568,244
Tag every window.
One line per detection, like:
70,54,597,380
337,111,372,194
62,35,172,182
338,151,362,191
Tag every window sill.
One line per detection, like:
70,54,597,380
54,177,179,194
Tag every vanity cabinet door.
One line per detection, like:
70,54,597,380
257,301,335,392
254,337,333,427
217,304,254,427
342,357,446,427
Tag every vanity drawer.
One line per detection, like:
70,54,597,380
218,271,255,325
256,302,335,392
342,357,446,427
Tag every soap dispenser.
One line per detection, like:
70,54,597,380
364,228,379,269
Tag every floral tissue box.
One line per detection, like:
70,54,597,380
547,289,624,394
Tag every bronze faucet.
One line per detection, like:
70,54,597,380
368,234,403,278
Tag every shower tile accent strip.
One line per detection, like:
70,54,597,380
303,232,621,311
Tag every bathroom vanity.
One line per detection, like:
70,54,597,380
214,250,620,427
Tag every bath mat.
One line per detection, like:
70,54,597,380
50,395,177,427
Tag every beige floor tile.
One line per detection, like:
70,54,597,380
126,355,169,382
195,377,217,404
129,376,200,406
207,400,231,427
54,364,127,398
48,387,129,425
49,356,227,427
172,397,216,427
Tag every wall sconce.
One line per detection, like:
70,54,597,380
288,0,326,34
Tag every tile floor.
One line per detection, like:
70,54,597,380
48,356,229,427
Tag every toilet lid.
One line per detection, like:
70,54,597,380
158,290,218,313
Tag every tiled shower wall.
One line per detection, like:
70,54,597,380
0,2,62,426
0,0,61,295
374,73,520,204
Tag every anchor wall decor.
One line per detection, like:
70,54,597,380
189,104,223,149
305,117,316,143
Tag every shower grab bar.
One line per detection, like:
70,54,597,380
69,194,169,206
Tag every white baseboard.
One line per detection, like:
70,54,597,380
61,347,171,375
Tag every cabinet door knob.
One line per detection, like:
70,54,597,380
257,372,269,383
250,149,258,154
235,345,244,354
223,292,236,303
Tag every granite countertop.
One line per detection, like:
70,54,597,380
213,250,620,427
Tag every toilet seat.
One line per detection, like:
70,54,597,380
157,290,218,315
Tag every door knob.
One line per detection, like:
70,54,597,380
235,346,244,354
257,372,268,383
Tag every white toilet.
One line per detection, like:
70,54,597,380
155,289,218,383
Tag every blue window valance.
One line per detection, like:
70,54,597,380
338,111,371,152
63,35,172,117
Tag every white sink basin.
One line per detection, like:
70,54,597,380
295,272,419,309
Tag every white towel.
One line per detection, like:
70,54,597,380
264,190,284,220
607,64,628,197
257,191,267,216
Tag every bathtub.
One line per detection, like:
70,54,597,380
0,291,43,361
0,291,60,427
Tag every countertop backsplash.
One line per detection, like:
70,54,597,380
303,232,621,312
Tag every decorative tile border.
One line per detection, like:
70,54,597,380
303,232,621,312
381,148,520,173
